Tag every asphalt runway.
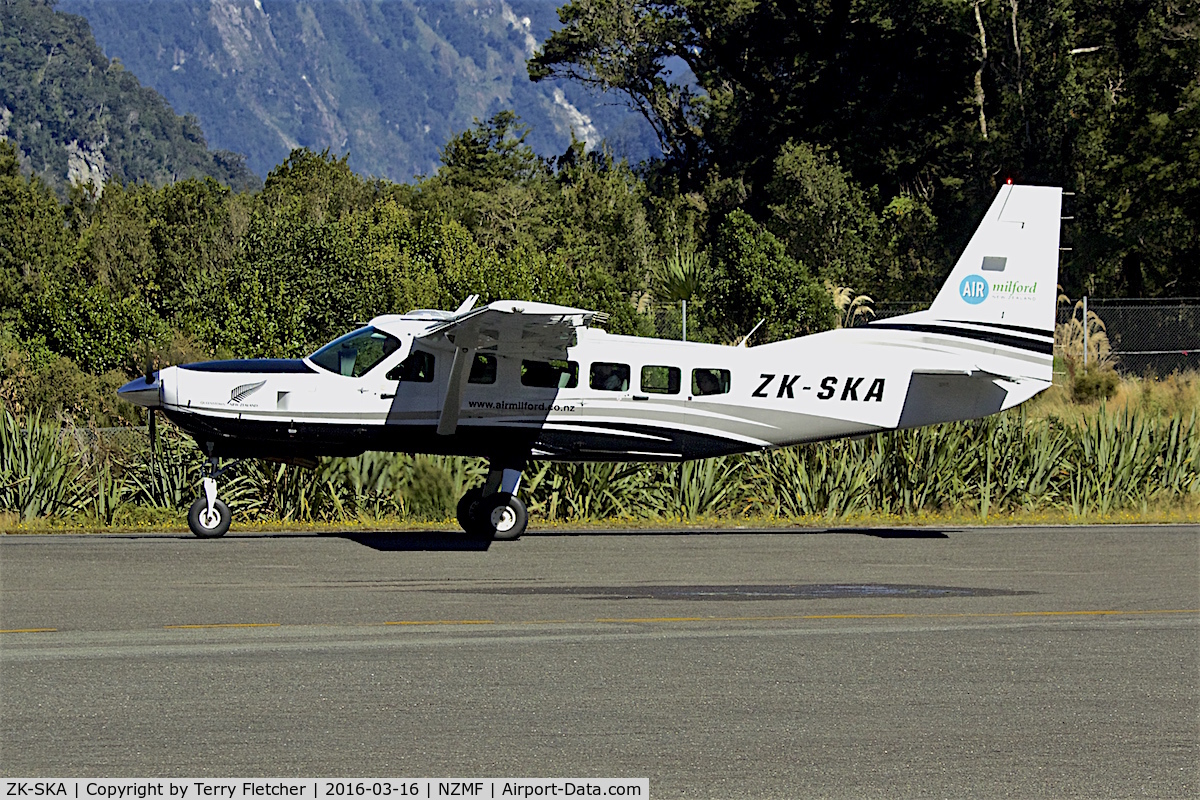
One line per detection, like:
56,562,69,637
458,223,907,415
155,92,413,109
1,525,1197,798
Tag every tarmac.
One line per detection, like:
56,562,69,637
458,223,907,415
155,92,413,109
1,525,1197,798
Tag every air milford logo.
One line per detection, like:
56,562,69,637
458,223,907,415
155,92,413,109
228,380,266,404
991,279,1038,299
960,274,989,305
960,274,1039,305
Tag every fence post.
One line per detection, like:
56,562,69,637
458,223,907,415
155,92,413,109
1083,295,1088,367
682,299,687,342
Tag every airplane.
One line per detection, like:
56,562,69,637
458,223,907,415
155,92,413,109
119,183,1063,540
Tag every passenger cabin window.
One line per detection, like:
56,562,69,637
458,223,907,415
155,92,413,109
590,362,630,392
468,354,497,384
641,366,681,395
692,368,731,396
310,327,402,378
386,350,435,382
521,359,578,389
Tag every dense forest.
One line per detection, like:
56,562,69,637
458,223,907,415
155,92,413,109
1,0,1197,427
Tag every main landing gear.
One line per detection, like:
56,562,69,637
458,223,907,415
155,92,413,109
187,456,231,538
184,454,529,541
456,462,528,541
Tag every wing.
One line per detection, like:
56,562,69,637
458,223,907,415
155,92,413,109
413,300,604,436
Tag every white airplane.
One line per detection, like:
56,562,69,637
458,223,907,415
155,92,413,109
119,183,1062,540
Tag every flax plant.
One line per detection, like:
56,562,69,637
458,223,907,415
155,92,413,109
0,407,85,520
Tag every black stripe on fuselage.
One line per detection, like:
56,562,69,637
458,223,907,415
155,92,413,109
867,322,1053,355
163,410,749,462
944,320,1055,337
180,359,316,373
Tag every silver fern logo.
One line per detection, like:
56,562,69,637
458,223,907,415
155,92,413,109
228,380,267,404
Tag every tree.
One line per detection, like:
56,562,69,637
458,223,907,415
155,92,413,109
0,141,72,319
764,141,881,288
706,209,834,342
418,112,556,252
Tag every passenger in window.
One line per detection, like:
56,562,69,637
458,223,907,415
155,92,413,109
693,368,728,396
590,363,629,391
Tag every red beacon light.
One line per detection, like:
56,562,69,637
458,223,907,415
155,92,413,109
1006,177,1014,185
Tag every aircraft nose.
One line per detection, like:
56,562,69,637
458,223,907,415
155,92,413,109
117,372,162,408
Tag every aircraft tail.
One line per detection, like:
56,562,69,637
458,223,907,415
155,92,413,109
872,183,1062,383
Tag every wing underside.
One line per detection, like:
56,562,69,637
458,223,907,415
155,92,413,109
412,300,601,435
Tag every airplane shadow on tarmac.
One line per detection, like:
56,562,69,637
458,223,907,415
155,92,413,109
327,527,952,548
333,531,493,552
311,526,951,549
822,527,951,540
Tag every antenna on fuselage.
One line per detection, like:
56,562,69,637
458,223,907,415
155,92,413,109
736,319,765,347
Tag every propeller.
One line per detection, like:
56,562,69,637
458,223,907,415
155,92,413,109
143,340,158,465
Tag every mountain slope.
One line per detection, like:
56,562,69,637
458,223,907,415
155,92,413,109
0,0,259,193
59,0,659,181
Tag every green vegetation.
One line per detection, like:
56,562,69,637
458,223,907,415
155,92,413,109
3,398,1197,531
2,113,833,422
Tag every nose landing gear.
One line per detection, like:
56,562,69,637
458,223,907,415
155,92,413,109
187,456,231,538
456,462,528,541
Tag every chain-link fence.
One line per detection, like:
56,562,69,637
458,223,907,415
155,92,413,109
1060,298,1200,376
644,298,1200,376
882,297,1200,376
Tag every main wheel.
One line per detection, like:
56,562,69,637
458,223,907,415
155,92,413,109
476,492,528,541
188,497,231,538
456,488,485,532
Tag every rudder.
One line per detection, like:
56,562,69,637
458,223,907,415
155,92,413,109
925,184,1063,332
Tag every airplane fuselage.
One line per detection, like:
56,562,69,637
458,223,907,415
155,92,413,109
154,322,1050,464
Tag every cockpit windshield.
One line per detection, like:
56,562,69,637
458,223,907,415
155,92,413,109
309,327,402,377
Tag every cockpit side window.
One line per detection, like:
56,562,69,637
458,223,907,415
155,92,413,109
386,350,435,382
309,327,402,377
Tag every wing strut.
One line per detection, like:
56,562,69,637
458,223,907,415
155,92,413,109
437,342,476,436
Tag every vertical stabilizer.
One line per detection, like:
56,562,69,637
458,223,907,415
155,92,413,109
871,184,1062,384
924,184,1062,332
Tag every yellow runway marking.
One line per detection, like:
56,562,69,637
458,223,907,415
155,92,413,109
0,628,57,634
384,620,495,626
164,623,282,629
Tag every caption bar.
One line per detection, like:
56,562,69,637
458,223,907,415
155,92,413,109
3,780,648,800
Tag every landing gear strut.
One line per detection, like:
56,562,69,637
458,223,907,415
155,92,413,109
457,462,528,541
187,456,231,538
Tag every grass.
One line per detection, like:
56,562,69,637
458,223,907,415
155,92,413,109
1026,369,1200,425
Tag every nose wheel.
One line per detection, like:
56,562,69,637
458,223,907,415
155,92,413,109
188,457,231,538
457,463,528,541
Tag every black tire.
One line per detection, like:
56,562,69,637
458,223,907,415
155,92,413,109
475,493,528,541
188,497,231,538
456,487,485,532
